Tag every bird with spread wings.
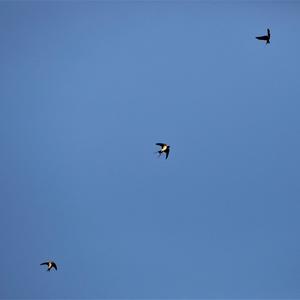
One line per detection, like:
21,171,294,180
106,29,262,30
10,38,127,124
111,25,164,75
40,261,57,271
256,28,271,44
156,143,170,159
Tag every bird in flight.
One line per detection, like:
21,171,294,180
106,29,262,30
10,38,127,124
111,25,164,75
40,261,57,271
256,28,271,44
156,143,170,159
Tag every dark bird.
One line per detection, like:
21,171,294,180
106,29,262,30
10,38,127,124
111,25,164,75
40,261,57,271
256,28,271,44
156,143,170,159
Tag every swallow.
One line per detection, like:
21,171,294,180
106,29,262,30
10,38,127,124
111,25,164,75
40,261,57,271
256,28,271,44
156,143,170,159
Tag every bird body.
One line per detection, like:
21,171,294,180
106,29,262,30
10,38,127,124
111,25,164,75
40,261,57,271
156,143,170,159
161,144,168,152
256,28,271,44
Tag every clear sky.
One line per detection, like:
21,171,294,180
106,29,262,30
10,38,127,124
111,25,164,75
1,1,300,299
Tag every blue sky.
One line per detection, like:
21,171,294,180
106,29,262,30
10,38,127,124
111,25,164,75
0,1,300,298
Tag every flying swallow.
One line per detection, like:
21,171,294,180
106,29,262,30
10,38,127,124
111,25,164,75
156,143,170,159
256,28,271,44
40,261,57,271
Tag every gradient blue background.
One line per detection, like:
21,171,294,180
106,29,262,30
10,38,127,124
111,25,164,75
1,1,300,298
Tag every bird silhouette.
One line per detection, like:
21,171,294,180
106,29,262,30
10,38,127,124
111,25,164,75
256,28,271,44
40,261,57,271
156,143,170,159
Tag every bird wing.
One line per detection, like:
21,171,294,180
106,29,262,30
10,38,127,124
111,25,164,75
256,35,268,40
156,143,165,147
165,148,170,159
52,262,57,270
267,29,270,38
40,262,49,266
